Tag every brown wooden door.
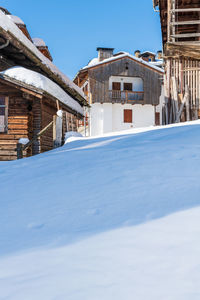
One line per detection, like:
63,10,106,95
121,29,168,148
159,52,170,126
155,112,160,126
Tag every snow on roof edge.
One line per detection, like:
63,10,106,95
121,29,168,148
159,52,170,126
81,52,164,73
32,38,46,47
0,11,85,100
0,67,84,116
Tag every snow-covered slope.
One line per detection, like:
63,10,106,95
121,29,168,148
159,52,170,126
1,122,200,299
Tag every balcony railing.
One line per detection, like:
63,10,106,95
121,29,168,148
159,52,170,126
109,90,144,102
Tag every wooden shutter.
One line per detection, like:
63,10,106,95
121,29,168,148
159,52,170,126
112,82,121,90
124,109,132,123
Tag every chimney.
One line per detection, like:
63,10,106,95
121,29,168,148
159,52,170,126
134,50,141,58
97,47,114,62
157,50,163,60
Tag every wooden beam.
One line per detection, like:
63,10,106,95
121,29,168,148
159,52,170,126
170,8,200,12
171,20,200,26
171,33,200,38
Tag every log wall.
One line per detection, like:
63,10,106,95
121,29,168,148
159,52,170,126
0,81,81,160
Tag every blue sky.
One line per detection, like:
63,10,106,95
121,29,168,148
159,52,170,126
1,0,162,79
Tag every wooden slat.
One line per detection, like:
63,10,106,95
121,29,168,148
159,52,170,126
171,33,200,38
171,20,200,25
170,8,200,12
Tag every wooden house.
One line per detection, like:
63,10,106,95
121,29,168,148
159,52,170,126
153,0,200,124
0,8,85,160
74,48,164,136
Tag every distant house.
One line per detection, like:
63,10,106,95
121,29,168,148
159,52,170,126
74,48,164,136
0,8,85,160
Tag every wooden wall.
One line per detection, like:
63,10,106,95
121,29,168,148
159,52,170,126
88,57,162,106
0,80,81,161
0,83,32,160
41,98,56,153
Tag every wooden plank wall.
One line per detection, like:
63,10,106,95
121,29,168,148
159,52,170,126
88,58,162,105
0,82,81,160
0,94,30,160
164,57,200,123
40,98,56,153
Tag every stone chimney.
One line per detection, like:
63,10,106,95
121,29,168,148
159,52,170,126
134,50,141,58
157,50,163,60
97,47,114,62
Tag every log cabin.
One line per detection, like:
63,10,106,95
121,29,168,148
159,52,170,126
153,0,200,124
0,8,85,160
74,48,164,136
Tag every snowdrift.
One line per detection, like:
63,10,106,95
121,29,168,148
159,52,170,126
1,122,200,299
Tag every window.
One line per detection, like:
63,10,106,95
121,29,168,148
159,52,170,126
0,97,8,133
124,83,132,91
112,82,121,91
124,109,132,123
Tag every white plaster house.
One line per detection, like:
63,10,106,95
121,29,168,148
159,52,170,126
74,48,164,136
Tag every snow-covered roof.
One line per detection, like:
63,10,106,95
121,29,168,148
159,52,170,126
0,67,83,115
149,60,164,67
0,10,85,100
140,51,156,56
82,52,164,73
88,58,99,67
7,15,25,25
32,38,46,47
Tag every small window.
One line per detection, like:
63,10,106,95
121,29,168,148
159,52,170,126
0,96,8,133
124,83,132,91
124,109,132,123
112,82,121,91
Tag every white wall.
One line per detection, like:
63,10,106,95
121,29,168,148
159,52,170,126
90,103,155,136
109,76,143,92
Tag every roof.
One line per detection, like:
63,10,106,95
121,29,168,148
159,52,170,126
140,51,156,56
32,38,46,47
81,52,164,73
0,67,84,116
0,10,86,106
7,15,25,25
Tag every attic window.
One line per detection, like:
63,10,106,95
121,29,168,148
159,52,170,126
0,96,8,133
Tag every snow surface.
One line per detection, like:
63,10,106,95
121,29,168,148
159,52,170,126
83,51,164,73
0,10,84,98
18,138,29,145
1,67,83,115
1,121,200,299
7,15,24,25
32,37,46,47
65,131,83,143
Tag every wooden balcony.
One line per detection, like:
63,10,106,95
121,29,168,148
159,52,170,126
109,90,144,103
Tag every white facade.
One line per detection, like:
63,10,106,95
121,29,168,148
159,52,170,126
90,103,156,136
109,76,143,92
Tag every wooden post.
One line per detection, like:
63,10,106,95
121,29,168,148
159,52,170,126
17,143,23,159
53,115,57,148
172,76,179,121
185,86,190,121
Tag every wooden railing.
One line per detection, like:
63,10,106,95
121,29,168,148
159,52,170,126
109,90,144,102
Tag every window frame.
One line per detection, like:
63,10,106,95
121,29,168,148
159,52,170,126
123,82,133,91
0,96,9,133
112,82,121,91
